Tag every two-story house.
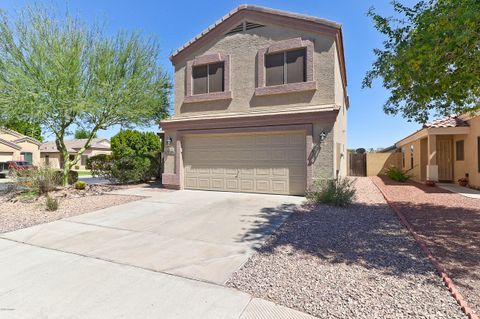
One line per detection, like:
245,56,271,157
160,5,348,195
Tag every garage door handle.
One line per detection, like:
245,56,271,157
236,169,239,178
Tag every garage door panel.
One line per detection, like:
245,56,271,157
184,132,306,195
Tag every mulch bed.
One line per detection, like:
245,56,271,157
227,177,464,318
372,176,480,317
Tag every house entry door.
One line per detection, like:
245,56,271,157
437,139,453,181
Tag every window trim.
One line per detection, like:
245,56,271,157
256,38,316,96
184,53,231,103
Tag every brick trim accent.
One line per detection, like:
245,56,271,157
371,177,479,319
184,53,231,103
256,38,315,96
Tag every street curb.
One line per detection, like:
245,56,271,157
370,177,479,319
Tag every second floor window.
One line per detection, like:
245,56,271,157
265,48,306,86
192,62,225,95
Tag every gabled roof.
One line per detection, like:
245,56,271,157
169,4,348,101
0,127,25,139
170,5,341,63
0,137,22,151
423,116,469,128
40,138,111,153
12,136,42,146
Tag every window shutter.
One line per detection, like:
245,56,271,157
286,49,306,84
208,62,224,93
192,65,208,94
265,52,284,86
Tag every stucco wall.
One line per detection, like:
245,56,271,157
453,115,480,188
366,152,402,176
173,23,337,118
398,140,422,181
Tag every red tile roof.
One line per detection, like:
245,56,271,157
423,116,469,128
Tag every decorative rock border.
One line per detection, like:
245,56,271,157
371,177,479,319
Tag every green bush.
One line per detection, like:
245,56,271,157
87,154,113,177
74,181,87,190
385,166,410,182
45,195,59,211
111,130,161,158
307,177,356,207
110,155,159,184
54,170,78,185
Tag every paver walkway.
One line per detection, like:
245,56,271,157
372,176,480,317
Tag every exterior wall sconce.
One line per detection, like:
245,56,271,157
319,130,327,142
166,136,173,146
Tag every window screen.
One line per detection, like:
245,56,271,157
192,63,224,95
456,140,464,161
265,48,306,86
265,52,284,86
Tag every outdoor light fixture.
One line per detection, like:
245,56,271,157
319,130,327,142
166,136,173,146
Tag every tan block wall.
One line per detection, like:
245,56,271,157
366,152,402,176
173,24,337,118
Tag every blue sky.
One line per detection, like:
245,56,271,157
2,0,423,149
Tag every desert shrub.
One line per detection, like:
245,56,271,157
11,166,61,195
110,155,159,184
75,180,87,190
307,177,356,207
88,154,114,179
385,166,410,182
54,170,78,185
45,195,59,211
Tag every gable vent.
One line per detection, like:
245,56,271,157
225,21,265,35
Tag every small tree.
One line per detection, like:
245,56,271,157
363,0,480,123
111,130,161,158
0,5,170,185
74,129,96,139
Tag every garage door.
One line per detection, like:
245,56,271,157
183,131,306,195
0,152,13,162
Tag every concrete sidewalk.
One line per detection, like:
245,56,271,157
0,239,314,319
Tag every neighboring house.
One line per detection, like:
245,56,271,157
395,112,480,188
40,138,111,170
0,128,42,165
160,5,349,195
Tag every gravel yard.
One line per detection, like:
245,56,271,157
0,184,142,234
372,176,480,317
227,177,465,318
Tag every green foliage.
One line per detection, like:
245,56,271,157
307,177,356,207
363,0,480,123
74,129,96,139
54,170,78,185
110,155,159,184
0,118,42,141
74,180,87,190
0,4,171,185
45,195,59,211
385,166,410,182
111,130,161,158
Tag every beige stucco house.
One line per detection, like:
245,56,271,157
0,128,42,165
160,5,349,195
40,138,111,170
396,112,480,188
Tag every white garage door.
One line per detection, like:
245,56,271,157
183,131,306,195
0,152,13,162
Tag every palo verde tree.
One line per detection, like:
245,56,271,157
0,5,170,185
363,0,480,123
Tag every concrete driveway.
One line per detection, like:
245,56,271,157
0,189,311,318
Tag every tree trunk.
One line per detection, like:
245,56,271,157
62,160,70,186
